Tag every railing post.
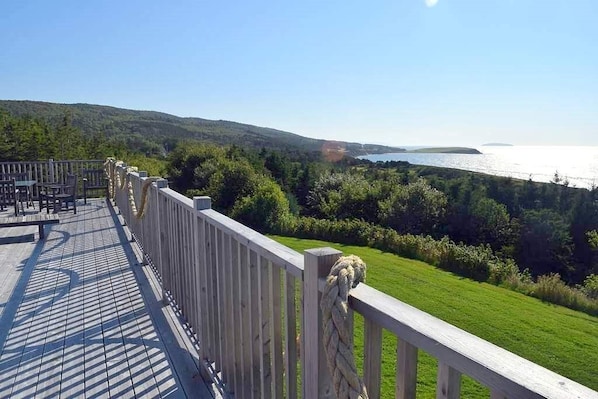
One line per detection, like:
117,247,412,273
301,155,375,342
303,247,341,399
48,159,54,183
194,196,212,211
137,171,148,249
193,195,213,382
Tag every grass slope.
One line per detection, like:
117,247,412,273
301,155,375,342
271,235,598,398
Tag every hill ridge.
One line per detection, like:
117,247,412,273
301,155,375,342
0,100,404,156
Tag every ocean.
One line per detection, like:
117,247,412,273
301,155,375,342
360,146,598,189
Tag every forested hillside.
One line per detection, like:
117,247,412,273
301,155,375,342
0,100,403,157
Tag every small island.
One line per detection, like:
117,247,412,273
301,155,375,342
407,147,482,154
482,143,513,147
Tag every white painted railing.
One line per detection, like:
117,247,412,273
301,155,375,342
113,163,598,399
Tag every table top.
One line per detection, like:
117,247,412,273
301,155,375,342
14,180,37,187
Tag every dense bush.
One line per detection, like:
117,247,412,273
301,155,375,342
283,216,506,282
230,177,293,232
378,177,448,235
438,243,493,282
307,172,380,221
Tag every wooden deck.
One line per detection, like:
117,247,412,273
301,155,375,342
0,199,215,398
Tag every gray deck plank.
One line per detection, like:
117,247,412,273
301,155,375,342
0,199,213,398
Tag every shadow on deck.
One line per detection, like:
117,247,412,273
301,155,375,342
0,199,215,398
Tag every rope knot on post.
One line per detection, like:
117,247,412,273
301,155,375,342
320,255,369,399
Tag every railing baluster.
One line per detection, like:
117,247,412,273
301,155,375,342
490,390,508,399
284,272,297,399
269,261,283,398
220,232,232,392
184,207,192,320
396,339,418,399
209,224,219,369
216,228,226,378
231,237,243,396
436,361,461,399
240,243,251,397
249,249,261,398
258,256,273,399
364,319,382,399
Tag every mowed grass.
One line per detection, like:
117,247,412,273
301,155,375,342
270,235,598,398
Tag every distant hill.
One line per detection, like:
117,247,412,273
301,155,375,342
0,100,404,157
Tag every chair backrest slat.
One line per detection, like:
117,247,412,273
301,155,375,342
0,179,18,215
65,174,77,195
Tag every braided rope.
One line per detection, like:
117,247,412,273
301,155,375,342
320,255,369,399
104,158,116,198
127,176,158,219
104,159,155,219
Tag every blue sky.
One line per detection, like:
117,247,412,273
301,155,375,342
1,0,597,147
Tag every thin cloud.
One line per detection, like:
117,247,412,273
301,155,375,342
425,0,439,7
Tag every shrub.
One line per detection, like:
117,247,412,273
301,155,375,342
230,177,293,233
532,274,598,316
489,258,519,285
438,243,491,282
582,274,598,299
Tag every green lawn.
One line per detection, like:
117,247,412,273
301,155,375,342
271,235,598,398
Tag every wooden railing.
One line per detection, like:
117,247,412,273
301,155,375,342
113,163,597,399
0,159,104,198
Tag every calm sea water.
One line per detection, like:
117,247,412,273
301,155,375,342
361,146,598,189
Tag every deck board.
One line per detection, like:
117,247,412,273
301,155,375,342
0,199,214,398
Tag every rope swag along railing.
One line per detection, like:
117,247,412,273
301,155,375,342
126,177,159,219
105,158,157,219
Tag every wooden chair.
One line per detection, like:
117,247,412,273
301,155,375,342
0,179,20,216
2,173,31,208
51,174,78,214
83,169,108,204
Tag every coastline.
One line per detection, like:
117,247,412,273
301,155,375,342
359,145,598,189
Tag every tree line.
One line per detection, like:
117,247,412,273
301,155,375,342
0,110,150,160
